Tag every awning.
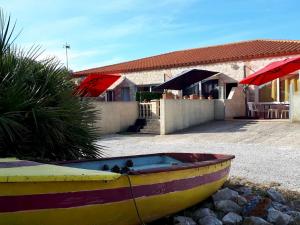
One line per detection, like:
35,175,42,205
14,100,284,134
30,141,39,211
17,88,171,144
240,56,300,86
153,69,219,91
75,74,121,97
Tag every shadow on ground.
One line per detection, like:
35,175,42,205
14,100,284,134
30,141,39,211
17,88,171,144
173,120,258,135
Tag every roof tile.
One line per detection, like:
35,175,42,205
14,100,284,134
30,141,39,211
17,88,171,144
74,39,300,76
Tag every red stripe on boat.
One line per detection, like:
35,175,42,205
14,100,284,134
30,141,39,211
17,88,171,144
0,167,229,213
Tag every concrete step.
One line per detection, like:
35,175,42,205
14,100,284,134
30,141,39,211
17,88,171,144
143,123,160,128
139,129,160,134
143,124,160,129
145,119,160,124
139,118,160,134
145,123,160,127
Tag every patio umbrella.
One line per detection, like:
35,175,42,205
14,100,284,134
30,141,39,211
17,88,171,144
75,73,121,97
239,56,300,85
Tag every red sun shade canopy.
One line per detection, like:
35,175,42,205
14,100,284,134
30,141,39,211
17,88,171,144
239,56,300,86
76,74,121,97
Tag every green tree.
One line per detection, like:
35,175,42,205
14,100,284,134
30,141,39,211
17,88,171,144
0,10,102,161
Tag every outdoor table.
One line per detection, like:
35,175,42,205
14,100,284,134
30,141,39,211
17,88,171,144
256,103,290,119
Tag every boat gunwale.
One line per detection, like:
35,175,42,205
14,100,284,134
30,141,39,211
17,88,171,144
56,153,235,175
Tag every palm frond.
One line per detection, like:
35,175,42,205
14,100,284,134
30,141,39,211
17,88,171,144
0,8,102,162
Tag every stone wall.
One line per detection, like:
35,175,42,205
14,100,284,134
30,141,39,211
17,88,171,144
160,99,215,135
92,101,138,134
123,70,165,85
119,55,300,104
121,55,299,86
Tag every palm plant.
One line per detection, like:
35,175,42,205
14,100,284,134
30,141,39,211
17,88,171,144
0,10,102,161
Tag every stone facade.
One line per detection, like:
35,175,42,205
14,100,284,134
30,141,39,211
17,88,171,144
121,56,295,86
118,55,299,102
75,54,300,110
122,70,165,85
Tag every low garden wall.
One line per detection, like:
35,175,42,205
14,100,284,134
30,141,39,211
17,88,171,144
214,100,225,120
92,101,139,134
160,99,215,134
211,87,246,121
224,86,246,119
290,91,300,122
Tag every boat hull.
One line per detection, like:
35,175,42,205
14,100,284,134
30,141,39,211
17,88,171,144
0,155,232,225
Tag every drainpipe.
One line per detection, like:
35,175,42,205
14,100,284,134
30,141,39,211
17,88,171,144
243,65,248,117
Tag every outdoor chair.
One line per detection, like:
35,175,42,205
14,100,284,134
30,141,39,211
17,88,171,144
281,109,289,119
279,105,289,119
267,105,279,119
247,102,259,117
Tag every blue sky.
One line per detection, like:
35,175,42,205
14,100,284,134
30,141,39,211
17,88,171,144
0,0,299,71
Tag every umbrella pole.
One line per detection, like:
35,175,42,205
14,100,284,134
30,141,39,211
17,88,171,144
243,65,249,117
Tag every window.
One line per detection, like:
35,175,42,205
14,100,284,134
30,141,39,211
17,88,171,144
201,80,219,99
259,80,277,102
279,74,299,102
183,83,200,96
121,87,130,101
258,74,299,102
106,90,114,102
137,86,150,92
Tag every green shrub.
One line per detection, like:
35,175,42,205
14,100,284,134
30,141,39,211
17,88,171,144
136,91,162,102
0,10,102,161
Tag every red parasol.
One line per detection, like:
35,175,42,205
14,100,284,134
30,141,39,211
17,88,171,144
75,73,121,97
240,56,300,85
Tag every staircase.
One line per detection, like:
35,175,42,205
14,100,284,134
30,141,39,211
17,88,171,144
139,119,160,134
126,119,146,133
127,100,161,134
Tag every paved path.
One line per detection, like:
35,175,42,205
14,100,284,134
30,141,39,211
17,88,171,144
98,120,300,192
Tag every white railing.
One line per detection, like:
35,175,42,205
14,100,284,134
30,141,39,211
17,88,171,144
139,103,152,119
139,100,160,119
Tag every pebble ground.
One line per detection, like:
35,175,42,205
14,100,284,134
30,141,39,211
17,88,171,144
98,120,300,192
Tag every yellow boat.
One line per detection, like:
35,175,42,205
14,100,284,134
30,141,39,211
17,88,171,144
0,153,234,225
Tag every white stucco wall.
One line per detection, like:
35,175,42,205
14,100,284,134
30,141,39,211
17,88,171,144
92,101,138,134
291,93,300,122
160,99,214,134
290,81,300,122
224,86,246,119
214,100,225,120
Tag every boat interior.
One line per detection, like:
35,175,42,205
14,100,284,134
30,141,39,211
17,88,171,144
60,153,234,175
64,155,182,174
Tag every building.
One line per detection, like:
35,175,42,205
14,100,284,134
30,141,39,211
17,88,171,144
74,39,300,106
74,40,300,134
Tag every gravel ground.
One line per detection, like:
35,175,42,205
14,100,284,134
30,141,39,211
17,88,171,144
98,120,300,192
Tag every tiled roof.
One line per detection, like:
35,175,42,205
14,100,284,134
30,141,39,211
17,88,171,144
74,39,300,77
